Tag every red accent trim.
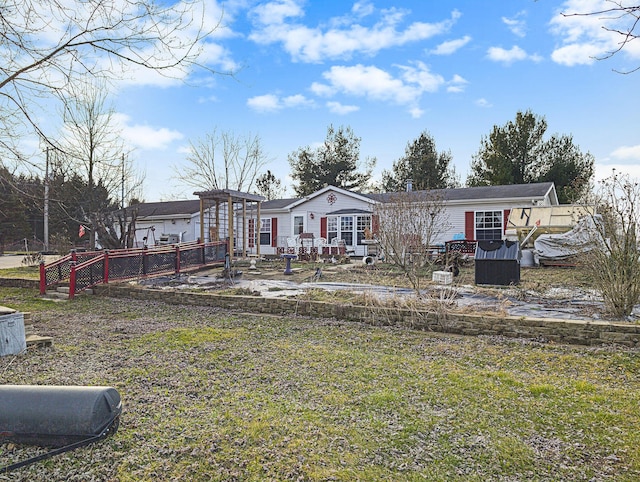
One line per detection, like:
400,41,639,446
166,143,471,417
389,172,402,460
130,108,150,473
465,211,474,240
371,215,380,234
271,218,278,247
503,209,510,235
248,219,255,248
320,217,327,239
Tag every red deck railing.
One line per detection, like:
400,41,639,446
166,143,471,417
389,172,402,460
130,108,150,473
40,241,228,299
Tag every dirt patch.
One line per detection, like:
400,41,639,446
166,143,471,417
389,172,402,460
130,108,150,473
136,261,628,322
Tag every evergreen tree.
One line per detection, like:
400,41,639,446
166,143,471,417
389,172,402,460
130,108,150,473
381,130,459,192
467,110,594,202
255,170,285,200
288,125,375,196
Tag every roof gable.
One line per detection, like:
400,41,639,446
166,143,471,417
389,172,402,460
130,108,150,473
289,185,377,209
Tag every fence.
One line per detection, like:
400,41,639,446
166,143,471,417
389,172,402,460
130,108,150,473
40,241,228,299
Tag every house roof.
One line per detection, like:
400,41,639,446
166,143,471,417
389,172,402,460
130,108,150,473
260,197,301,210
194,189,264,203
130,182,557,220
132,200,202,218
326,208,372,215
366,182,557,204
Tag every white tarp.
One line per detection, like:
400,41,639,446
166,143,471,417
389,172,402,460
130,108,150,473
533,215,604,261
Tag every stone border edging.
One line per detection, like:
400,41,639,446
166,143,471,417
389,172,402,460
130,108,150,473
93,284,640,348
0,278,40,289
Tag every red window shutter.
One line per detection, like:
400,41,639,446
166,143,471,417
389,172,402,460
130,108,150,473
271,217,278,247
248,219,255,248
464,211,474,240
371,215,380,234
320,217,327,239
503,209,510,235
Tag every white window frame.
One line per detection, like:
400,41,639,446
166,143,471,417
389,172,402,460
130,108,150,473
259,218,271,245
475,210,503,241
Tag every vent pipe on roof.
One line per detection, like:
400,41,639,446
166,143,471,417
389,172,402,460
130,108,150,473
406,179,413,192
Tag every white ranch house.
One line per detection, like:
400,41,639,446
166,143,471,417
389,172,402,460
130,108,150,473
127,182,558,257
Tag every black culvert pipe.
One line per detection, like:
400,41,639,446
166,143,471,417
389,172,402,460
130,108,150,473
0,385,122,448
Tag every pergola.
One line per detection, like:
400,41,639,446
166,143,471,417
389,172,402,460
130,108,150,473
194,189,264,258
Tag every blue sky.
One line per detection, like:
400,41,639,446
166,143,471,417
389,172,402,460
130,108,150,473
110,0,640,201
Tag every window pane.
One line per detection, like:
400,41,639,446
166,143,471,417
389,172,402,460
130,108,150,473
475,211,503,240
356,215,371,245
327,216,338,243
341,216,353,245
259,218,271,245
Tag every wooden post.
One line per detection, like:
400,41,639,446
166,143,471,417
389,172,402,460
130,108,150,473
103,250,110,284
68,262,76,300
242,199,247,257
227,195,234,259
199,198,205,242
39,260,46,295
256,201,261,258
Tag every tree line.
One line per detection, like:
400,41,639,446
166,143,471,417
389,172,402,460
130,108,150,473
285,109,594,204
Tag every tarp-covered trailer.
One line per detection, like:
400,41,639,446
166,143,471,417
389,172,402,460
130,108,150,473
506,205,595,247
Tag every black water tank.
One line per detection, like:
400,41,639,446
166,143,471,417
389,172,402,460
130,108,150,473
0,385,121,447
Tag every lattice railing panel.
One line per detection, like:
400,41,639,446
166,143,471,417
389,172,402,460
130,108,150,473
74,259,105,291
108,253,146,280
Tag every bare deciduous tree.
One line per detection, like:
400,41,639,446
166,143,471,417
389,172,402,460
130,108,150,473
0,0,221,165
373,191,450,293
582,172,640,318
562,2,640,73
58,81,143,249
174,129,269,192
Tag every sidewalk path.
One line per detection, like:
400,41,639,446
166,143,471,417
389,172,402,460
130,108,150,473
0,254,60,269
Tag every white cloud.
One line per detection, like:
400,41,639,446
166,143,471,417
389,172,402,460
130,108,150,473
251,0,304,25
326,101,360,115
475,98,492,108
249,3,461,63
550,43,601,66
447,74,468,93
487,45,541,64
352,1,375,18
502,11,527,37
282,94,315,108
400,61,446,93
309,62,447,117
247,94,282,112
115,113,184,150
611,144,640,161
550,0,640,66
595,163,640,183
246,93,314,112
409,107,424,119
430,36,472,55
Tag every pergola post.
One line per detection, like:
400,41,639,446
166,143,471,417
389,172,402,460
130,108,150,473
242,199,247,257
227,194,234,257
194,189,265,261
256,202,261,257
199,198,205,243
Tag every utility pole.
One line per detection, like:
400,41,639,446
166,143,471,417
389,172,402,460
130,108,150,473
121,153,125,209
43,148,50,253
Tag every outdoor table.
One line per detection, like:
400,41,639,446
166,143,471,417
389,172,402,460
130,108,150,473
281,253,297,275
